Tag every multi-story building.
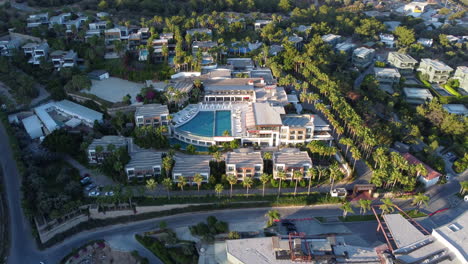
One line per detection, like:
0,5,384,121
387,52,418,73
453,66,468,93
352,47,375,68
22,42,49,65
417,59,453,84
279,115,315,145
227,58,254,74
0,34,25,57
204,79,257,103
186,28,212,39
49,13,71,27
374,68,401,85
104,26,129,44
172,154,211,183
403,87,434,104
225,149,263,181
27,13,49,28
379,33,395,47
50,50,78,69
273,148,312,180
125,151,162,181
89,21,107,31
335,42,355,55
321,34,342,47
134,104,170,129
87,135,128,164
288,35,303,50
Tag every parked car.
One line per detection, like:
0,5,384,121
80,177,91,185
81,173,90,179
85,183,97,191
88,191,100,197
105,191,114,196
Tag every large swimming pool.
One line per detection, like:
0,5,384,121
177,110,231,137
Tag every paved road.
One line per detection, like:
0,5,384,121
0,122,39,264
353,64,374,90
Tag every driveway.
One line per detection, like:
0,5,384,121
353,64,374,90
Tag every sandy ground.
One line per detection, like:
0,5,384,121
83,77,144,103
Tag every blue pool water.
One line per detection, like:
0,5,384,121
177,110,231,137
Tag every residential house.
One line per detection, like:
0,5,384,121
172,154,211,183
453,66,468,93
294,25,312,33
403,87,434,104
227,58,254,74
96,12,109,19
125,151,162,181
88,70,109,80
335,42,356,55
273,148,312,180
160,33,174,40
87,135,128,164
321,34,342,47
23,42,49,65
229,41,263,55
403,2,429,17
379,33,396,47
89,21,107,31
402,152,442,187
225,149,263,181
27,13,49,28
269,45,283,56
387,52,418,73
186,28,212,39
134,104,170,130
352,47,375,68
417,59,453,83
417,38,433,47
85,29,101,40
374,68,401,85
192,41,217,69
104,28,121,44
254,20,272,30
288,35,304,50
0,35,24,57
50,50,78,69
49,13,71,28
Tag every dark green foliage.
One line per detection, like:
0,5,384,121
189,216,229,242
100,147,131,183
133,125,169,149
135,234,198,264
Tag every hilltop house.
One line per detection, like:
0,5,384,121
352,47,375,68
402,153,442,187
417,59,453,84
374,68,401,85
387,52,418,73
453,66,468,93
50,50,78,69
23,42,49,65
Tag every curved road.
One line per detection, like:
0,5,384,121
2,122,467,264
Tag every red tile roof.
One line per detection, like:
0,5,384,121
402,153,442,180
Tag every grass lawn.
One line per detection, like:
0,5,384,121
400,209,428,218
443,84,462,97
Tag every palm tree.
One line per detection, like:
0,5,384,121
162,44,169,62
358,199,372,215
350,147,361,171
379,198,395,215
263,152,272,160
177,176,186,192
193,173,204,193
307,168,317,195
226,174,237,198
276,170,287,197
265,209,280,227
145,179,157,199
259,173,271,197
162,178,172,199
340,201,354,219
293,170,303,196
460,181,468,195
215,184,224,198
212,151,222,162
412,193,429,212
243,177,254,197
414,163,428,179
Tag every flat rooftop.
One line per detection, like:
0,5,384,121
126,151,162,170
443,104,468,116
388,52,417,63
88,136,128,150
353,47,375,57
374,67,401,77
403,88,433,99
249,69,275,83
281,114,313,127
433,211,468,262
383,214,426,248
225,149,263,167
421,58,453,71
226,237,283,264
135,104,169,117
251,103,283,126
274,148,312,167
173,154,211,176
227,58,254,69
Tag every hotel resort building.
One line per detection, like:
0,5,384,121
125,150,162,181
172,153,211,183
169,75,332,148
273,148,313,180
225,149,263,181
134,104,170,130
87,135,129,164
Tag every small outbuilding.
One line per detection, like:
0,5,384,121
22,115,44,139
88,70,109,80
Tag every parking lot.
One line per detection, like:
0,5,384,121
83,77,144,103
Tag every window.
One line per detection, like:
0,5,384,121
255,166,261,171
297,136,303,140
145,119,151,124
228,166,234,171
127,169,134,176
290,136,294,140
